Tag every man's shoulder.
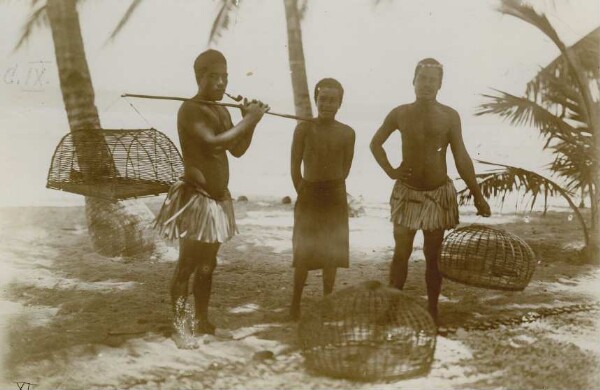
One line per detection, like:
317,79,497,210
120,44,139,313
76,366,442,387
389,104,412,117
334,121,355,136
177,102,222,138
436,102,460,118
178,100,218,121
294,120,314,134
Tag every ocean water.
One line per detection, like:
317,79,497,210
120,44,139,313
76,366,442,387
0,102,573,212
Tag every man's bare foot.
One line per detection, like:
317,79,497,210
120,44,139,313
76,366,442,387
195,318,216,335
172,329,199,349
172,297,198,349
172,315,198,349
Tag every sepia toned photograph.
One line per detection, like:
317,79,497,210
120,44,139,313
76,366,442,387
0,0,599,388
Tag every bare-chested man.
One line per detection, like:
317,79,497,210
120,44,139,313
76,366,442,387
155,49,269,348
370,58,491,324
290,78,355,320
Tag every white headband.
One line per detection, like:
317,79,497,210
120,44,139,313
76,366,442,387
417,63,443,69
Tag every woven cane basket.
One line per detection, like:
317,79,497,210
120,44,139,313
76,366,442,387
439,225,536,291
298,281,436,382
47,129,183,200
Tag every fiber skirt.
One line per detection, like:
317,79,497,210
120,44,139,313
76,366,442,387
390,178,459,231
154,180,237,243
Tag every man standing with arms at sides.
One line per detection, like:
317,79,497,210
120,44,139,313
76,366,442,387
155,49,269,348
370,58,491,324
290,78,355,320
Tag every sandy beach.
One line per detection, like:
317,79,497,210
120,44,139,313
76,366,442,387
0,0,598,388
0,197,598,389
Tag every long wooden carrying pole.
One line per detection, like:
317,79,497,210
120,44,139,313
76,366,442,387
122,93,313,122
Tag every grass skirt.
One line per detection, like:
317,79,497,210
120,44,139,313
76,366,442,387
154,180,237,243
293,179,349,270
390,178,459,231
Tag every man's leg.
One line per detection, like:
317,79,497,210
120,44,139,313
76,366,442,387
390,224,417,289
192,242,220,335
423,229,445,325
322,266,337,295
170,239,200,348
290,266,308,320
171,239,197,312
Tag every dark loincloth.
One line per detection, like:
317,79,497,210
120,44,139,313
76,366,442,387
293,179,349,270
154,180,237,243
390,178,459,231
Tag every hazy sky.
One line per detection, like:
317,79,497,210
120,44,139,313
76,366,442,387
0,0,598,205
2,0,598,110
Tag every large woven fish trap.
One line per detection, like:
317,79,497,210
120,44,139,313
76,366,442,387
439,224,536,291
47,129,183,201
298,281,437,382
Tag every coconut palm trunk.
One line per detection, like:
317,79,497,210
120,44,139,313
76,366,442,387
590,180,599,260
554,35,599,260
553,35,600,259
589,106,599,259
283,0,313,119
46,0,155,257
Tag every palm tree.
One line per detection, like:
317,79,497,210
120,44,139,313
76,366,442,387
204,0,313,118
16,0,156,257
282,0,312,118
460,0,599,260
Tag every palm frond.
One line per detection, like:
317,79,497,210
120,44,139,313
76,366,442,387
477,21,598,201
547,143,594,190
105,0,144,44
540,76,580,105
498,0,566,51
14,2,48,51
458,160,578,205
526,27,600,99
527,67,593,126
458,159,589,245
524,27,600,136
208,0,240,45
499,0,598,131
477,89,578,143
